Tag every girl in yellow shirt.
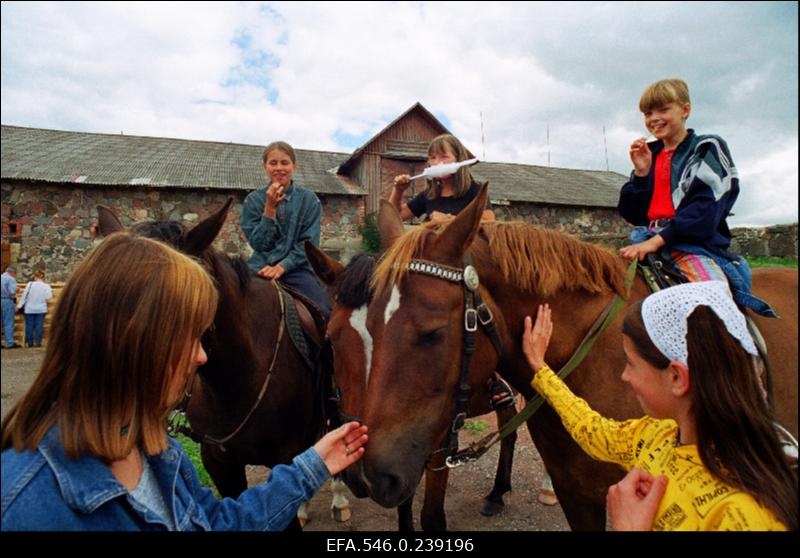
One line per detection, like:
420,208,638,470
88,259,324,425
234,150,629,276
522,281,796,531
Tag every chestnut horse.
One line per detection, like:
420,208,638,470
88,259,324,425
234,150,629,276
345,184,797,530
304,247,518,531
97,201,351,524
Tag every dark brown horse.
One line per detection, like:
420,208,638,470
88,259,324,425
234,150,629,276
344,184,797,531
97,201,351,522
304,246,519,531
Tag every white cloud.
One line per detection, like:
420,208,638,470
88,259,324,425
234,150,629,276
2,1,797,225
733,141,799,227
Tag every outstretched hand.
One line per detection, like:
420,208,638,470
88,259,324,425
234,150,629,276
522,304,553,373
606,467,668,531
313,422,368,476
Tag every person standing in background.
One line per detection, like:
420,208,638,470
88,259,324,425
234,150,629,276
1,267,20,349
17,270,52,347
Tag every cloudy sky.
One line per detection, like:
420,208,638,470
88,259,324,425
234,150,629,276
2,1,797,226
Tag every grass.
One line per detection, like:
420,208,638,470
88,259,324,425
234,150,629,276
168,410,218,493
463,419,490,434
747,256,797,268
174,433,218,492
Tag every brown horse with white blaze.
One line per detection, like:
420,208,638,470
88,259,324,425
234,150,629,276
351,184,797,530
304,245,519,531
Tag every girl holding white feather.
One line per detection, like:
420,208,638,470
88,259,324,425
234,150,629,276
389,134,494,223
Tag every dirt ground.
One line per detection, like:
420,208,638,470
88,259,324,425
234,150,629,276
1,346,570,531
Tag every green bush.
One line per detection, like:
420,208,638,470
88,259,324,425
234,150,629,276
360,211,381,254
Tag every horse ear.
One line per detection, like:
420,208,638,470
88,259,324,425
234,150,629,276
377,199,404,250
96,205,125,236
183,197,234,256
305,241,344,286
434,182,488,262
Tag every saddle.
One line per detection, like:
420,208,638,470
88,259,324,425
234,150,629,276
278,282,326,351
276,283,339,432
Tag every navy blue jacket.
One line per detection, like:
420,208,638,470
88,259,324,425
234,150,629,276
618,129,740,259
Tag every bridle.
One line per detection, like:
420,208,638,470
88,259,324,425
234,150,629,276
169,280,287,452
404,254,505,467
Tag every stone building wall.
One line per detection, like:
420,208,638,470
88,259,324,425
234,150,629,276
1,180,364,281
492,203,631,248
3,180,796,282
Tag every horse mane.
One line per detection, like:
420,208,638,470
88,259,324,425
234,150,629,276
372,221,443,296
131,219,253,293
335,253,377,308
372,221,626,297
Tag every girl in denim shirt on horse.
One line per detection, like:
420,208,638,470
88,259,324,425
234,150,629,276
241,141,331,316
1,233,366,531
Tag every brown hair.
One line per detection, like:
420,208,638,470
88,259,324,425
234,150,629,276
33,270,45,280
262,141,297,166
623,301,798,529
639,78,691,113
424,134,474,200
1,233,218,460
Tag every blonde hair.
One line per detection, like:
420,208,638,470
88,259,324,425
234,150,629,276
424,134,474,199
1,233,218,459
639,78,691,113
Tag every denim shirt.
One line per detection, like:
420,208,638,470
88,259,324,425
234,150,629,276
1,426,330,531
240,182,322,275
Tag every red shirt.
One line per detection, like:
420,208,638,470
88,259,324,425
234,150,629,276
647,149,676,221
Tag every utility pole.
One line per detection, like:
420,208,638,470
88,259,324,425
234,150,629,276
480,111,486,160
603,126,609,171
547,124,550,167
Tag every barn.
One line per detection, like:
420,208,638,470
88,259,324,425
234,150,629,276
1,103,629,281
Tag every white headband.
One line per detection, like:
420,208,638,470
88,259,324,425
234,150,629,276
641,281,757,366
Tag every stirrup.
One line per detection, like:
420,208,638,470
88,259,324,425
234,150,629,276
774,422,798,471
488,375,515,411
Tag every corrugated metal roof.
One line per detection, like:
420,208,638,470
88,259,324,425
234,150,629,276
472,161,625,208
0,125,365,195
1,124,626,207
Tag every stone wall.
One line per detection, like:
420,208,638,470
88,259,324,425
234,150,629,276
3,180,795,281
729,223,798,259
493,203,631,249
1,180,364,281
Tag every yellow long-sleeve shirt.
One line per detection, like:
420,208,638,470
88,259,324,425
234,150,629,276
531,364,786,531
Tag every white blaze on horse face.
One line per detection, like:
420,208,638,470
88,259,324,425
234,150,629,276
384,285,402,325
348,304,373,383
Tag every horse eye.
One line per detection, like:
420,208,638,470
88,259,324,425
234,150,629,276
417,327,445,347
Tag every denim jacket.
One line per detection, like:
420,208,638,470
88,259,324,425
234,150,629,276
1,426,330,531
240,182,322,275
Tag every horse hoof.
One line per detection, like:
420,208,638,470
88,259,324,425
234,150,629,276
538,489,558,506
480,499,504,517
331,505,351,522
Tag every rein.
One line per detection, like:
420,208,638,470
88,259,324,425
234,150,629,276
172,280,287,451
442,258,638,468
